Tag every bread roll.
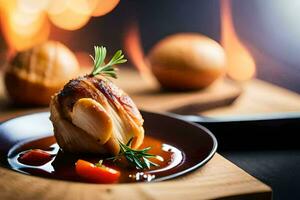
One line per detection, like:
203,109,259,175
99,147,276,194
4,41,79,105
148,33,226,90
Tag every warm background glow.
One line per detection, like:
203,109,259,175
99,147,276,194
0,0,120,51
123,22,155,84
0,0,50,51
47,0,92,31
221,0,256,81
1,0,299,92
92,0,120,17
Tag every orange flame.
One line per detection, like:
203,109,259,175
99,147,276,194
123,22,156,84
221,0,256,81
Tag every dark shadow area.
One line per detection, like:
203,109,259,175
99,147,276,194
168,95,238,115
194,115,300,199
221,150,300,200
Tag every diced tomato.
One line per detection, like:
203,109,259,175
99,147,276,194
18,149,52,166
75,159,120,183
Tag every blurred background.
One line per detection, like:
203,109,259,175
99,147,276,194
1,0,300,92
1,2,300,199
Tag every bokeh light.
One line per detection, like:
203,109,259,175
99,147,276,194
92,0,120,17
16,0,49,14
1,0,50,51
47,0,91,31
0,0,120,51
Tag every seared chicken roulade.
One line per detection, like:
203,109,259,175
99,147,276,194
50,46,144,155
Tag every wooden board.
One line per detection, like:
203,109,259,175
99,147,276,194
0,154,271,200
202,79,300,116
0,69,272,200
114,69,242,114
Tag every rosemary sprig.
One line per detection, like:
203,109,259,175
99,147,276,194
108,138,159,170
90,46,127,78
95,160,104,167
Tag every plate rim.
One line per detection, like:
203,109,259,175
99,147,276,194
148,111,218,182
0,110,218,183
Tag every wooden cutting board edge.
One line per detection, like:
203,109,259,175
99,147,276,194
0,153,272,200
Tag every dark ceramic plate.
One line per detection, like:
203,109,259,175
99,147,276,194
0,110,217,182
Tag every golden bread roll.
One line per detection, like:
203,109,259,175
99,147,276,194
148,33,226,90
5,41,79,105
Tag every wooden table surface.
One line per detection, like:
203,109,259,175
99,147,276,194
2,68,300,199
202,79,300,117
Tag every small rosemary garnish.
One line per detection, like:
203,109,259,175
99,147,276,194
89,46,127,78
108,138,159,170
95,160,104,167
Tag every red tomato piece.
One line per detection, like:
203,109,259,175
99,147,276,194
75,159,120,183
18,149,52,166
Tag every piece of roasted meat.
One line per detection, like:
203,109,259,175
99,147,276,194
50,46,144,155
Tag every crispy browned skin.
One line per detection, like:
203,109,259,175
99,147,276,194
51,75,144,155
57,75,143,125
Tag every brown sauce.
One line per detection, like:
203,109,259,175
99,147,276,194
8,136,183,183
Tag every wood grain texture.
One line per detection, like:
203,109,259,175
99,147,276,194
0,154,271,200
202,79,300,117
114,69,242,114
0,69,280,200
0,68,242,116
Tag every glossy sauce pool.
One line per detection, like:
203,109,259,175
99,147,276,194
7,136,184,183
